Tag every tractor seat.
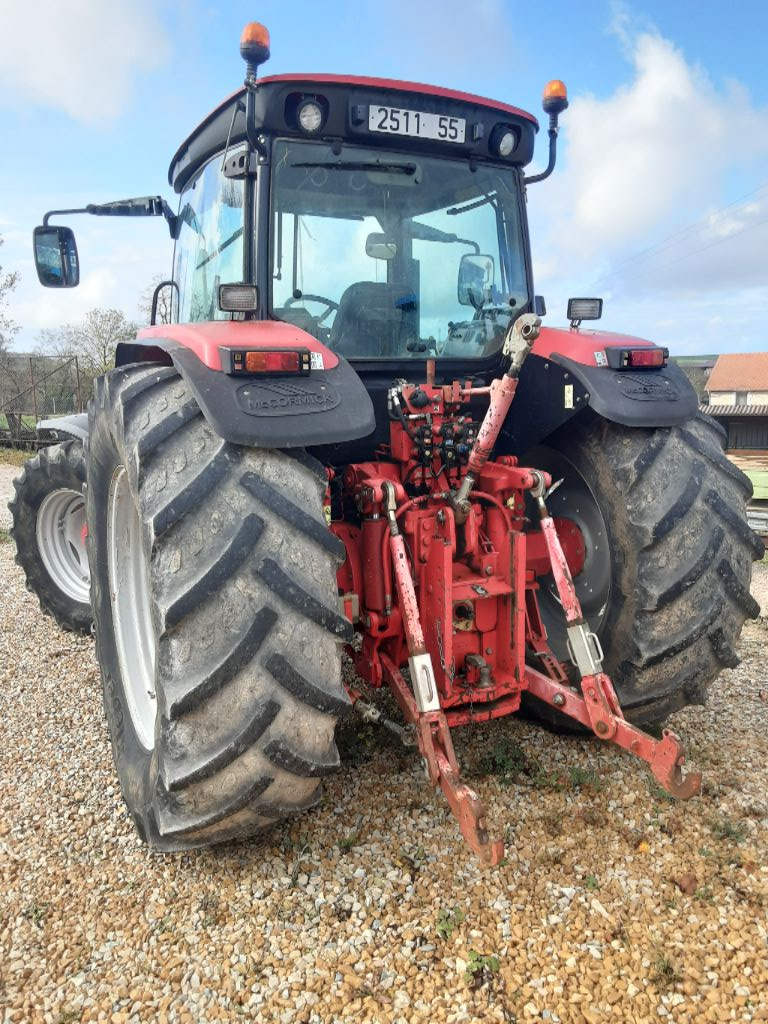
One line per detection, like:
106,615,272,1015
330,281,418,357
274,304,320,336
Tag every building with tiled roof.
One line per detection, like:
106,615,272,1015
706,353,768,404
700,352,768,454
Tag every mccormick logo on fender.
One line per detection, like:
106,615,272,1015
236,378,340,417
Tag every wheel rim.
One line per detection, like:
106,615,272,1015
528,446,612,660
107,466,157,751
36,488,90,603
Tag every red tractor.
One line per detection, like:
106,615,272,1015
30,23,761,862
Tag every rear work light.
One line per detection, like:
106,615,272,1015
620,347,669,369
297,98,325,134
490,125,517,157
567,297,603,324
219,283,259,312
227,349,311,375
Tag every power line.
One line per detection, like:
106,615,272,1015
590,180,768,290
601,211,768,287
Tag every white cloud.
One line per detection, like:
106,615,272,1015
529,21,768,291
0,0,169,123
525,13,768,355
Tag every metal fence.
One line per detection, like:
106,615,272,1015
0,354,84,448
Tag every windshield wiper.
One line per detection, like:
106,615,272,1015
410,221,479,254
447,193,497,216
291,161,417,175
195,226,244,271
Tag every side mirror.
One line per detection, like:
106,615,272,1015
33,225,80,288
365,233,397,260
458,254,494,307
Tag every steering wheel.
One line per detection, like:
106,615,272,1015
285,293,339,325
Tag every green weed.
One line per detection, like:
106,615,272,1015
711,817,747,844
435,905,465,940
531,768,564,792
568,765,602,790
465,950,501,987
23,902,47,926
476,739,530,780
338,830,361,852
651,954,682,988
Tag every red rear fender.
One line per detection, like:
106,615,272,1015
532,326,656,368
115,320,373,448
136,320,340,372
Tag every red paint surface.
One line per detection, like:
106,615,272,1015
526,517,585,577
539,516,582,624
532,325,658,367
137,320,339,372
466,375,517,476
525,667,701,798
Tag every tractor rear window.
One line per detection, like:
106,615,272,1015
270,139,528,360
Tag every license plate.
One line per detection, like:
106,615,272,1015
368,105,466,144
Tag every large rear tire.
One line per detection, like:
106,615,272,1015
8,441,92,634
526,412,762,725
88,364,351,850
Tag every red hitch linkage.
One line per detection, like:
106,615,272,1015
356,313,698,866
527,474,702,800
381,480,504,866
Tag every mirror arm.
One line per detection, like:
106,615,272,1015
456,237,480,255
43,207,90,226
42,198,178,238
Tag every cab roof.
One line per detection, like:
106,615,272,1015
168,73,539,192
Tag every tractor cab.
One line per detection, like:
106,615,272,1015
167,65,543,368
174,128,529,359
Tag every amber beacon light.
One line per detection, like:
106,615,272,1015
542,79,568,115
240,22,271,70
524,79,569,185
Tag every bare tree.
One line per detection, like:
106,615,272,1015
0,234,23,438
0,233,19,352
37,307,139,401
138,273,175,326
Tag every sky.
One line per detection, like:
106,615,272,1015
0,0,767,356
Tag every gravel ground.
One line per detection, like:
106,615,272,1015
1,461,767,1024
0,463,19,530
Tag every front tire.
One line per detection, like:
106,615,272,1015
527,412,762,725
8,441,92,634
88,364,351,850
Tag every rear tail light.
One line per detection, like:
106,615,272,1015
622,347,668,369
227,349,311,374
246,350,299,373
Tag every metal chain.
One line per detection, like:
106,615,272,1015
434,617,455,684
